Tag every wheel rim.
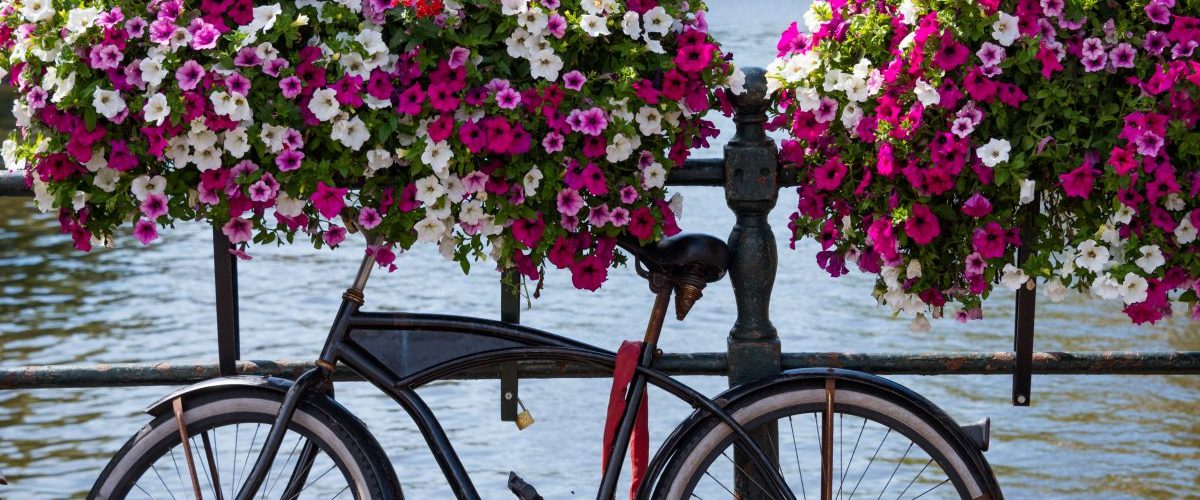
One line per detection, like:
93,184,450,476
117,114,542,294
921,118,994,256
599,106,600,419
663,388,985,500
106,407,363,500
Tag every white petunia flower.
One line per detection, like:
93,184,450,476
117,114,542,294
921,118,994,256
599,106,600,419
1000,264,1030,290
622,11,642,40
1176,216,1198,244
804,1,830,32
366,147,393,177
143,93,171,125
913,79,941,107
992,12,1021,47
131,175,167,201
605,134,637,163
841,102,864,129
500,0,526,16
190,147,222,172
275,193,305,217
727,67,747,95
140,58,168,88
308,88,341,122
331,116,370,150
421,141,453,174
523,166,543,197
843,78,870,102
528,49,563,81
92,89,126,119
210,91,237,117
1112,204,1135,224
906,260,922,279
224,128,251,158
898,0,921,24
65,7,100,34
1134,245,1165,274
909,313,932,333
976,138,1011,168
580,15,611,37
51,72,76,104
1120,274,1149,304
21,0,54,22
1091,274,1122,300
642,162,666,190
1164,193,1185,211
1075,240,1110,272
1019,179,1036,204
517,8,548,34
93,167,120,193
636,107,664,136
795,87,821,112
415,215,449,242
642,7,672,34
414,175,445,206
1043,277,1069,302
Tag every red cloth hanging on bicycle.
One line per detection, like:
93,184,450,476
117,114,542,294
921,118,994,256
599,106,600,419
602,341,649,499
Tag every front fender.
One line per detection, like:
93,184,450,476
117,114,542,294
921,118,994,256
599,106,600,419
643,368,999,498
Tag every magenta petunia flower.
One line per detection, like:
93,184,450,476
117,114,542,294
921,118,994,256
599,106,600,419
934,32,969,71
972,222,1007,259
176,60,205,91
814,97,839,123
225,73,251,95
263,59,289,77
572,107,609,136
358,207,382,229
234,48,263,67
570,254,608,291
1059,162,1098,198
562,70,587,91
448,46,470,69
311,182,348,220
556,188,584,216
323,225,347,247
976,42,1006,67
905,204,941,245
275,149,304,171
1109,43,1137,68
542,131,564,153
1081,37,1106,59
125,17,147,38
397,84,425,115
133,219,159,245
190,23,220,50
1145,1,1172,24
546,14,567,38
222,217,253,243
964,252,987,276
512,215,545,248
1144,31,1169,55
961,193,993,218
89,44,124,70
674,42,715,73
140,193,169,219
812,157,847,191
580,162,609,196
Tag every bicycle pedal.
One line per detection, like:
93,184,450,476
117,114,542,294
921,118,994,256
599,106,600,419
508,471,544,500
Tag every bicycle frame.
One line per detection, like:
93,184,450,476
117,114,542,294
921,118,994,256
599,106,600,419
228,249,798,500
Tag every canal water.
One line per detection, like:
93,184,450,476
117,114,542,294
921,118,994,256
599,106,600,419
1,2,1198,498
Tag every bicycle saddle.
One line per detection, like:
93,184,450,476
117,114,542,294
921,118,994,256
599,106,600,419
620,233,731,284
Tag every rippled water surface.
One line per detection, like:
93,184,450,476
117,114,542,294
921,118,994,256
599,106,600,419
2,2,1199,498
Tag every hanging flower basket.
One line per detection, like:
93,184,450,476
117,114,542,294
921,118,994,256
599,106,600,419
0,0,742,291
770,0,1200,327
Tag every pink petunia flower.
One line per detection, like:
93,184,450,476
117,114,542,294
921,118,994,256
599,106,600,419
176,60,205,91
133,219,159,245
556,188,584,216
311,182,348,220
140,193,169,219
358,207,382,229
961,193,993,218
562,70,587,91
275,150,304,171
905,204,940,245
222,217,253,243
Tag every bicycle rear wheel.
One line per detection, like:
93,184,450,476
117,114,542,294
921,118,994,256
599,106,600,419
90,387,401,500
653,379,999,500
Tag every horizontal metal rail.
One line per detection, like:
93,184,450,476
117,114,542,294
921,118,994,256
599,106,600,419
2,352,1197,389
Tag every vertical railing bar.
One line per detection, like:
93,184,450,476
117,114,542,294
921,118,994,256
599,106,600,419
1012,192,1040,406
499,268,521,421
213,227,241,377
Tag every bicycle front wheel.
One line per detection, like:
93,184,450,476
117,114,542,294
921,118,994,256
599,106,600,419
90,387,401,500
653,378,999,500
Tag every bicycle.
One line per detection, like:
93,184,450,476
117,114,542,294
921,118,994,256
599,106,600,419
88,231,1003,500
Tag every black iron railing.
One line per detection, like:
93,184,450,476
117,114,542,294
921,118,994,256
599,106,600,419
1,68,1197,403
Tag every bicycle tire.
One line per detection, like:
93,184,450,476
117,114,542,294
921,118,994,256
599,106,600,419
652,379,1000,500
89,387,402,500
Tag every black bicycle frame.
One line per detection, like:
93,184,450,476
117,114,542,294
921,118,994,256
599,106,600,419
232,251,796,500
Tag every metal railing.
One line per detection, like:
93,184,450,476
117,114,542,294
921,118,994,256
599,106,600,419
1,68,1197,402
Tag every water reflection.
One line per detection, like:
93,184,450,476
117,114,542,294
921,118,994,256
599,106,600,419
2,1,1199,497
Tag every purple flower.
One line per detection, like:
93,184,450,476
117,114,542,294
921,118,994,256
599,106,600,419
1036,18,1057,40
1081,53,1108,72
275,150,305,171
225,73,251,95
546,14,567,38
976,42,1006,67
542,132,564,153
263,59,289,77
133,219,159,245
190,23,220,50
280,76,303,98
234,48,263,67
980,65,1003,78
282,129,303,150
556,188,584,216
814,97,838,123
448,46,469,69
570,107,609,136
1136,132,1164,157
222,217,253,244
951,117,975,138
1109,43,1136,68
1081,37,1106,59
358,207,382,229
26,86,47,109
1145,1,1171,24
89,44,124,70
1172,40,1197,59
97,7,124,27
562,70,587,91
126,17,147,38
1144,31,1169,55
495,87,521,109
1040,0,1064,17
176,60,205,91
140,193,169,219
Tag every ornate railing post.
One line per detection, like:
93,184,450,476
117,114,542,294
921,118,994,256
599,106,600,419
724,67,782,498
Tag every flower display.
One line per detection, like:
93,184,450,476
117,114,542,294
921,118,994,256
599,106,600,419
771,0,1200,327
0,0,741,291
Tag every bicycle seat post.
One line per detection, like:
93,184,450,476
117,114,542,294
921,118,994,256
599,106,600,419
315,230,380,373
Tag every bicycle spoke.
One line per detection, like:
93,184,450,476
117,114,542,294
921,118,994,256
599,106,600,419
168,446,187,495
703,469,736,497
264,434,306,499
237,424,262,492
719,450,774,498
847,428,890,500
286,463,338,500
876,441,913,500
894,459,933,500
133,483,158,499
190,436,215,494
837,417,867,499
329,484,351,500
148,464,176,500
787,416,807,500
908,478,950,500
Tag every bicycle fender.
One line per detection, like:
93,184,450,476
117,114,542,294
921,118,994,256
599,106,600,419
143,375,299,416
643,368,1001,499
